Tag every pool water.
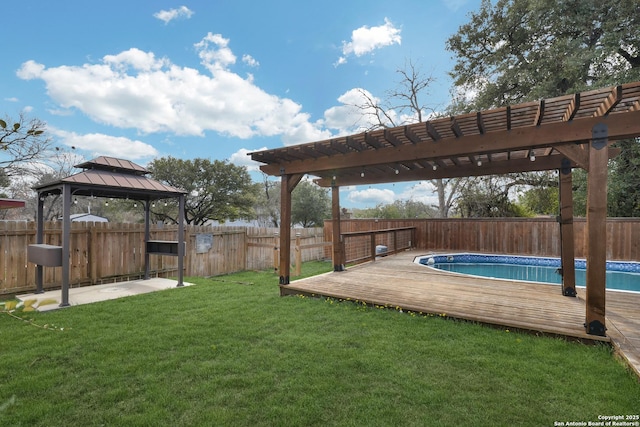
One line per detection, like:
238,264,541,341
417,253,640,293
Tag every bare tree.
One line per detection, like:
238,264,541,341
255,172,281,227
353,59,464,217
0,113,52,178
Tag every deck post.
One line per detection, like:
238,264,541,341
585,124,608,336
331,184,345,271
279,172,303,285
559,160,576,297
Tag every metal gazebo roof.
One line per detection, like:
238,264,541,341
33,156,186,199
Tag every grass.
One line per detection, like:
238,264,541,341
1,261,638,426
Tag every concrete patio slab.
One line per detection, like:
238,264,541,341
16,278,194,312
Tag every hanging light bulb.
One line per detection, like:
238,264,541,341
432,164,437,171
360,170,365,178
529,150,536,161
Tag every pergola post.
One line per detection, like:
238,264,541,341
559,160,576,297
279,172,303,285
585,124,608,336
60,183,71,307
331,184,345,271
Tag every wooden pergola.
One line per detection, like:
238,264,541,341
250,81,640,337
31,156,187,307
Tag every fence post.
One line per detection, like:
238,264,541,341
370,233,376,261
393,229,398,253
294,232,302,277
273,231,279,275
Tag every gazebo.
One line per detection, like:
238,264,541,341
30,156,187,307
250,81,640,336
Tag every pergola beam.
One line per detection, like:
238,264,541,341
260,109,640,177
314,153,578,187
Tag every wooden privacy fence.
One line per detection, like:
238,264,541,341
0,222,326,296
325,217,640,262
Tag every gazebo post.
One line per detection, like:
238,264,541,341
60,183,71,307
585,124,609,336
177,194,185,287
35,194,45,294
331,184,345,271
559,160,576,297
144,200,151,280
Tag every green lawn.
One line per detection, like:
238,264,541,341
1,262,638,426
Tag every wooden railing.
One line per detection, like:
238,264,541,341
341,226,416,265
325,218,640,262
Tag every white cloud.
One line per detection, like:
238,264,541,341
17,35,325,142
52,129,159,160
242,54,259,67
195,33,237,71
322,88,389,134
442,0,468,12
16,60,45,79
336,18,401,66
4,97,18,102
397,181,439,206
229,147,267,171
153,6,194,24
281,118,332,146
347,187,395,206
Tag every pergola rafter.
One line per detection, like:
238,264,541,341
250,81,640,337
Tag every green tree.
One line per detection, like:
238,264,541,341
455,176,531,218
291,180,330,227
148,157,257,225
447,0,640,109
517,187,559,216
608,140,640,216
446,0,640,216
353,200,437,219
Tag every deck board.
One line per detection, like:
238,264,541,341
283,251,640,378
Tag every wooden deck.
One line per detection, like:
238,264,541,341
282,251,640,378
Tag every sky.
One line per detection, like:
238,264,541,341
1,0,481,209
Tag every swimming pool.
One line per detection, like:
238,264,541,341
415,253,640,293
